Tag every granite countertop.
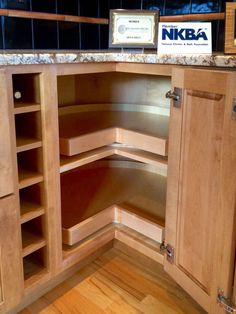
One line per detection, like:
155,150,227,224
0,51,235,67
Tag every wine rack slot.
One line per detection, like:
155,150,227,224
15,112,42,152
17,148,43,189
21,216,46,258
23,248,47,288
19,183,45,224
13,73,40,105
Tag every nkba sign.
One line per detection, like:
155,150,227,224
158,22,212,54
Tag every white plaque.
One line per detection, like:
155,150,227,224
158,22,212,54
109,10,159,48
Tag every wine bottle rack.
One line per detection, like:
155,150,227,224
13,73,48,287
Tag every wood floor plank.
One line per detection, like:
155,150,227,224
20,248,205,314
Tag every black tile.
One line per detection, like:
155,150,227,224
99,0,109,18
33,19,58,49
216,20,225,51
31,0,56,13
59,22,80,49
122,0,142,9
0,17,3,49
57,0,79,16
165,0,191,15
4,17,32,49
109,0,122,9
143,0,164,15
80,0,99,18
100,24,109,48
1,0,30,10
80,23,99,49
191,0,220,13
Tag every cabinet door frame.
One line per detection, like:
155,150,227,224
165,67,236,313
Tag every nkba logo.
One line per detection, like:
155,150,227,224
162,28,208,41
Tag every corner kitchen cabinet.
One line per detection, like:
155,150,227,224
0,63,235,314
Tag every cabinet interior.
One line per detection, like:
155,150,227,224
57,71,170,251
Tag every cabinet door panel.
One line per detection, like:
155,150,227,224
177,90,224,293
0,70,14,198
165,68,236,313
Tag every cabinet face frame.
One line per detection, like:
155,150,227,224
165,67,236,313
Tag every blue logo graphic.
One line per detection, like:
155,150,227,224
162,28,208,41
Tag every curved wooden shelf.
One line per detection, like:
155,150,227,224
61,160,166,245
59,110,169,156
60,146,168,174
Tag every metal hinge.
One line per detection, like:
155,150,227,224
165,87,182,108
217,289,236,313
160,241,174,264
232,99,236,120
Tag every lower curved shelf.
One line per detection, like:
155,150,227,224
61,160,166,246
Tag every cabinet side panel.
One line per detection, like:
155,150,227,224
0,194,23,312
177,90,225,293
0,248,3,306
0,71,14,198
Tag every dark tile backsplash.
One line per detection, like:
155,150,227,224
3,17,32,49
33,19,58,49
59,22,80,49
31,0,56,13
0,0,233,51
80,24,100,49
57,0,78,16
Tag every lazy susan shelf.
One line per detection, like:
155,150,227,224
61,160,166,246
59,107,169,156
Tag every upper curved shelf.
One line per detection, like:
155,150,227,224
59,108,169,157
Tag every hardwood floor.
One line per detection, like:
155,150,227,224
20,247,206,314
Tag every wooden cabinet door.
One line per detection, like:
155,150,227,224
165,68,236,313
0,70,14,198
0,195,23,313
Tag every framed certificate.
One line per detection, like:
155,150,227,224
225,3,236,53
109,10,159,49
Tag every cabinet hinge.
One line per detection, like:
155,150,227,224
160,241,174,264
217,289,236,313
232,99,236,120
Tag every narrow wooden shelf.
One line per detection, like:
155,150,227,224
59,110,169,156
16,136,42,153
20,200,45,224
18,169,43,189
22,229,46,258
60,146,168,174
14,102,41,114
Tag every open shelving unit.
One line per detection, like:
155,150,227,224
57,70,171,258
13,73,48,288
